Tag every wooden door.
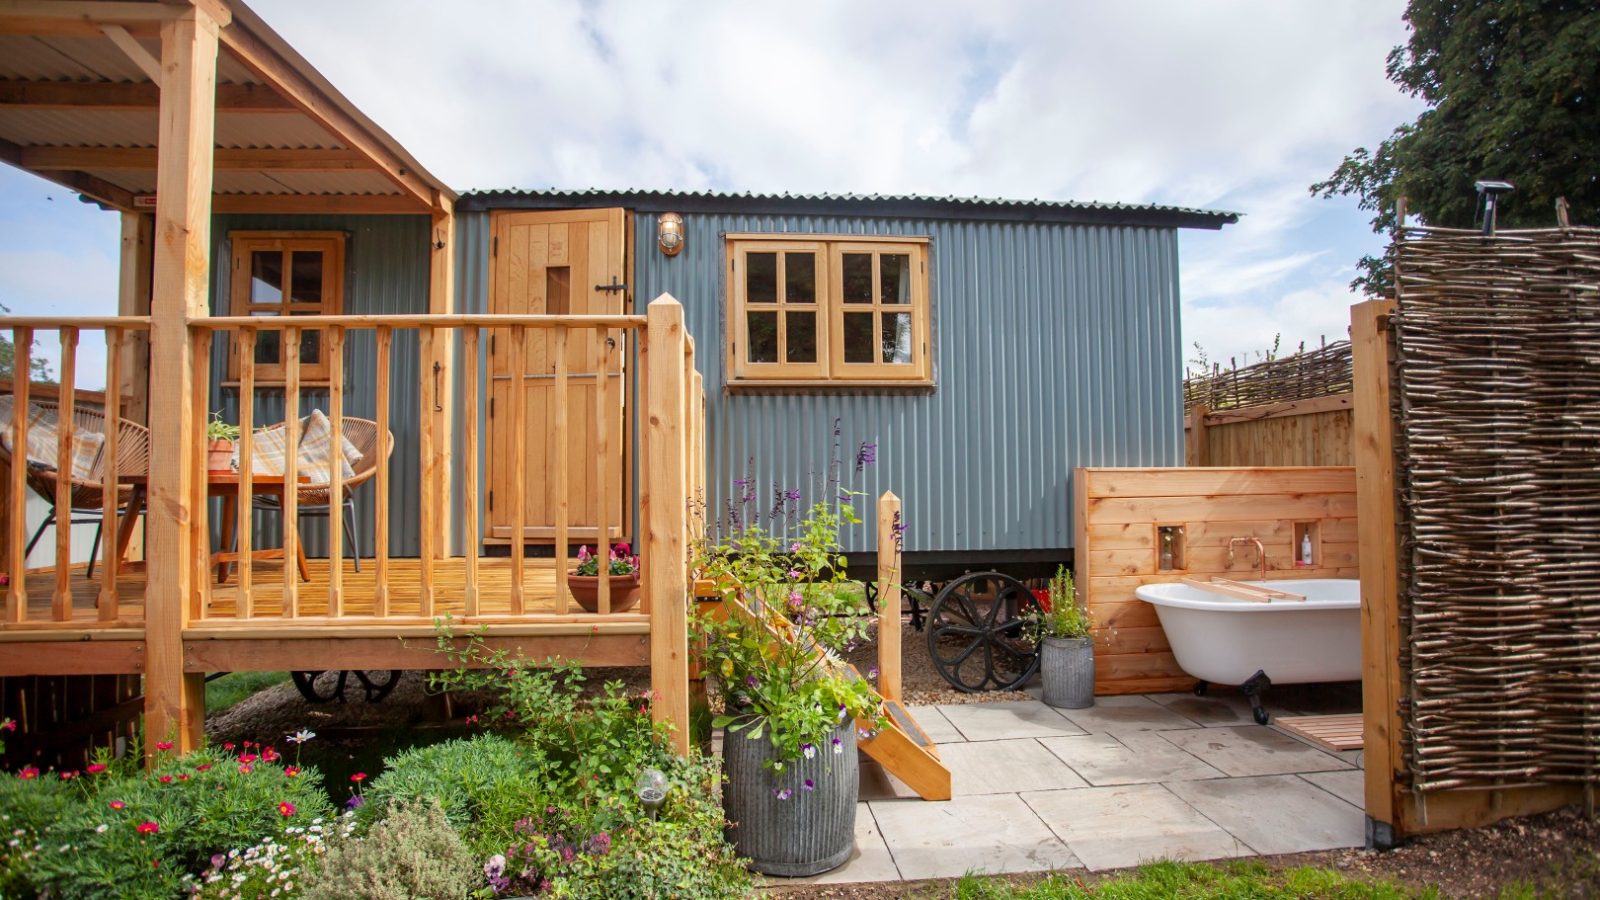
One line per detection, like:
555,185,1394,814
487,208,628,546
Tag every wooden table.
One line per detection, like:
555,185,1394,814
114,472,312,583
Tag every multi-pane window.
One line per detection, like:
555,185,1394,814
727,235,930,385
227,231,345,382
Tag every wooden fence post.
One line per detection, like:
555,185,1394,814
144,7,221,760
1352,298,1402,846
876,492,903,703
645,296,690,754
1186,403,1210,467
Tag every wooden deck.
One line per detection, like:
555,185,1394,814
6,556,647,629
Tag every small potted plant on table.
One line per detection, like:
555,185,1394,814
568,542,641,613
1035,564,1095,709
206,413,241,474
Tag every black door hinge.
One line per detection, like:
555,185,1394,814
488,396,495,417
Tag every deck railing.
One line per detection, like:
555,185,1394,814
1,318,150,628
0,298,706,637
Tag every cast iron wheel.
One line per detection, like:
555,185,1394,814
290,670,403,704
925,571,1041,692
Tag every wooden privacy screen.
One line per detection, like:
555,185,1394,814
1073,466,1359,694
1185,394,1353,467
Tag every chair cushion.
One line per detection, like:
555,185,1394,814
239,409,362,485
0,396,107,480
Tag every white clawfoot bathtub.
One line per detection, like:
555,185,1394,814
1134,579,1361,688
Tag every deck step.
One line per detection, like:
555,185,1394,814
1275,713,1363,752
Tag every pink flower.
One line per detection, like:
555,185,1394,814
158,775,173,784
109,800,127,810
18,766,39,780
238,763,254,774
196,764,212,772
221,742,235,751
154,741,173,751
0,719,15,732
577,545,592,561
614,542,631,556
86,763,107,774
239,753,258,764
177,773,190,782
284,766,301,778
350,772,367,783
60,770,78,781
277,801,296,817
136,821,159,834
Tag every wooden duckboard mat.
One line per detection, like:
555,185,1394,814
1275,713,1363,752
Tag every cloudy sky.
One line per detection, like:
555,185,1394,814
0,0,1423,387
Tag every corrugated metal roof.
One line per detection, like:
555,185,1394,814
0,108,342,151
0,33,263,84
456,188,1239,230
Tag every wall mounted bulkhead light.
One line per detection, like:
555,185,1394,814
657,212,685,257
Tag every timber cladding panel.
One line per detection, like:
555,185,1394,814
1185,394,1353,467
1073,466,1360,694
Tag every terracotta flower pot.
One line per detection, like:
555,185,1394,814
567,571,642,613
206,439,236,474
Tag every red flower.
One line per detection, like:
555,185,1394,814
350,772,367,783
86,763,107,774
464,715,478,725
277,801,296,817
60,771,78,781
196,763,212,772
239,754,258,764
261,748,279,763
136,821,159,834
243,741,256,749
158,775,173,784
221,742,235,751
177,773,190,782
284,766,301,778
109,799,126,810
238,763,254,775
18,766,39,780
154,741,173,751
1,719,15,732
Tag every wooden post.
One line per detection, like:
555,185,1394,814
553,326,570,614
237,330,255,618
118,212,154,426
428,208,455,557
1353,298,1403,847
1186,403,1210,467
461,326,480,616
417,326,435,615
282,328,300,617
645,296,690,754
373,327,391,616
327,326,345,616
5,329,30,619
99,327,123,621
876,491,903,703
144,7,220,758
54,327,78,620
509,325,526,614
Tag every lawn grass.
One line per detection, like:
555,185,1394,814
204,670,289,714
950,859,1438,899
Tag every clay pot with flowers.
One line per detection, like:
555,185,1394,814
568,542,641,613
206,413,242,474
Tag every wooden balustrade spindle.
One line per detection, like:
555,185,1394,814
99,327,122,621
5,327,30,622
417,327,435,617
327,326,345,617
553,326,570,615
237,329,256,619
509,324,527,614
282,326,301,618
595,327,611,616
461,327,481,616
374,326,391,616
54,327,78,620
189,329,212,620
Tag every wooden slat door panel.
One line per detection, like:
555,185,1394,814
487,209,627,545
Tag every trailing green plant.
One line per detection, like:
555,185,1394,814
20,742,334,899
1030,564,1090,640
573,542,639,577
206,412,241,443
299,798,480,900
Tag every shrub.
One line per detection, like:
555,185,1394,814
299,798,479,900
0,767,73,898
360,734,545,855
25,745,334,899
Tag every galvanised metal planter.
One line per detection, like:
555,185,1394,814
1041,636,1095,709
721,720,858,877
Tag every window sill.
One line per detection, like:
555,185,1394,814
725,378,934,395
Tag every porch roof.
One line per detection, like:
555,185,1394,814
0,0,454,215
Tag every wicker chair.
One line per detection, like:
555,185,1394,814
0,397,150,576
247,416,391,571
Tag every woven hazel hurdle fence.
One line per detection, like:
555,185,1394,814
1391,224,1600,796
1184,339,1352,412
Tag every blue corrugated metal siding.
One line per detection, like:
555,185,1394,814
455,210,1182,557
208,214,432,557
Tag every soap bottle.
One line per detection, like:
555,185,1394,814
1300,532,1313,566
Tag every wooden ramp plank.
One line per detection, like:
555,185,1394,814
1275,713,1364,752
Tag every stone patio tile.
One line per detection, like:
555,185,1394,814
939,738,1089,795
1023,784,1252,871
1301,770,1366,810
870,794,1080,880
1054,695,1206,732
1038,731,1225,786
905,704,965,744
936,701,1087,741
763,803,902,885
1166,775,1364,855
858,758,919,801
1145,692,1293,727
1159,725,1354,777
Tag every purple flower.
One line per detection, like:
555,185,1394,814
577,544,592,562
585,831,612,855
832,736,844,754
855,441,877,472
803,778,816,792
801,742,816,759
745,674,760,689
867,666,880,680
773,787,793,801
788,590,803,610
787,568,803,579
346,795,365,810
784,487,801,502
484,854,506,880
789,542,802,553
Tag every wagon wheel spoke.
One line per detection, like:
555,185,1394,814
290,670,348,704
353,670,402,704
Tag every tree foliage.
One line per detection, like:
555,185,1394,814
0,304,54,382
1311,0,1600,296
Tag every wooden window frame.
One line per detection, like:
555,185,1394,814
226,230,346,384
726,234,931,386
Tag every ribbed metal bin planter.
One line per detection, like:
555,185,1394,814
721,721,858,877
1041,636,1095,709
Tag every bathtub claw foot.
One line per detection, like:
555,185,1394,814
1192,680,1209,697
1240,669,1272,725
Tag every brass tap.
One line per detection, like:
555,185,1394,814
1227,536,1267,581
